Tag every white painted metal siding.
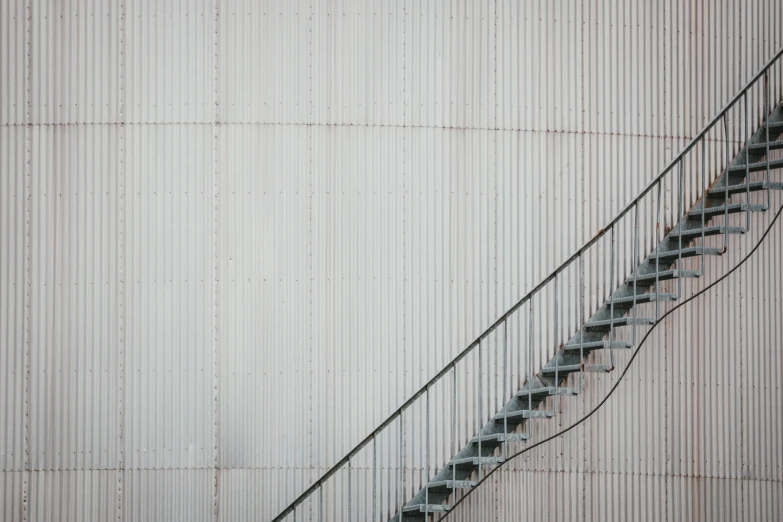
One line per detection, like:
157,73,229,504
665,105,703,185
0,1,782,521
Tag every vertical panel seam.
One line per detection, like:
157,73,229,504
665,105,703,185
22,0,32,519
213,0,221,520
117,0,127,519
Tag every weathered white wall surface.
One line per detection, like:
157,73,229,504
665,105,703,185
0,1,782,521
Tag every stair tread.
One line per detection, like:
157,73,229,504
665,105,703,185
627,269,700,283
727,157,783,173
649,246,723,261
470,432,529,444
516,386,579,398
427,480,476,490
586,317,655,329
668,225,745,238
610,293,678,306
688,202,767,217
449,456,505,467
495,409,554,420
709,180,783,196
563,340,632,350
542,364,612,374
403,504,451,514
747,139,783,152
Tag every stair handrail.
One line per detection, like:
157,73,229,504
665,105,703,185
272,44,783,521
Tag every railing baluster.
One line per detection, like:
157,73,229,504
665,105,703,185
451,366,456,503
633,203,638,346
373,435,377,522
678,160,683,300
579,255,584,393
655,180,661,322
398,410,403,522
609,226,615,368
424,386,429,516
348,458,352,522
745,90,751,231
503,319,509,460
477,339,483,480
554,275,559,411
766,71,771,209
701,137,706,274
724,113,730,251
527,303,534,439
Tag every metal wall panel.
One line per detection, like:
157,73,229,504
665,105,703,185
0,1,782,521
0,127,26,472
28,470,118,522
30,0,121,125
0,0,28,125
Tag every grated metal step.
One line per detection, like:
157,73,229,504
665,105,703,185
516,386,579,399
648,246,723,263
727,157,783,173
540,364,612,375
448,456,504,469
427,480,476,491
610,292,678,306
402,504,451,515
668,225,745,239
709,180,783,196
746,139,783,153
626,269,701,284
470,432,529,445
688,202,767,219
563,340,632,351
495,409,553,421
585,317,655,331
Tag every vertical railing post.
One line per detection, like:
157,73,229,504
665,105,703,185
579,255,584,392
609,226,615,368
678,160,683,301
527,303,534,438
723,113,730,251
766,71,771,209
373,435,377,522
348,458,352,522
655,181,661,322
398,410,404,522
701,137,706,274
319,483,323,522
451,366,456,503
503,318,509,460
554,274,559,411
424,386,430,516
633,203,638,346
477,339,483,480
745,90,751,231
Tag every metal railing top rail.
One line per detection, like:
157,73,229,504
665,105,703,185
271,44,783,521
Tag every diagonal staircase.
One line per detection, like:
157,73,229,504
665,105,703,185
272,48,783,522
392,110,783,519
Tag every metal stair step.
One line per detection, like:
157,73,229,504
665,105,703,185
427,480,476,491
516,386,579,399
610,293,678,306
648,246,722,263
728,157,783,173
746,139,783,153
668,225,745,239
495,409,553,421
626,269,701,284
541,364,612,374
585,317,655,330
709,180,783,196
402,504,451,515
563,340,632,351
448,456,505,469
470,432,529,445
769,120,783,131
688,202,767,219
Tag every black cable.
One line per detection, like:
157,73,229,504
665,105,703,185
443,200,783,519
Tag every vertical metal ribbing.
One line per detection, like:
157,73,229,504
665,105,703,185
477,340,483,480
655,181,661,322
633,204,638,346
701,138,706,274
502,319,508,460
724,113,730,251
527,304,534,439
745,91,751,231
609,226,615,368
373,435,377,522
425,387,431,516
766,71,771,209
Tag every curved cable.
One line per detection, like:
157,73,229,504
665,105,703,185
443,200,783,518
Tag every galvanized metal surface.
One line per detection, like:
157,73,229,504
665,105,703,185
0,1,782,521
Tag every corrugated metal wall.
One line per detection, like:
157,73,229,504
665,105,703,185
0,1,781,521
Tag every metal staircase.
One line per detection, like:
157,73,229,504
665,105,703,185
272,49,783,522
396,105,783,519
